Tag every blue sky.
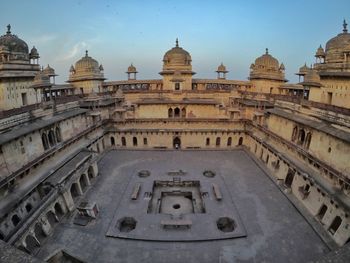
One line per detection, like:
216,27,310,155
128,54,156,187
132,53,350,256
1,0,349,83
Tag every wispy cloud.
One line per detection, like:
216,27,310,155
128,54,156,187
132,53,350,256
28,34,57,46
58,41,88,61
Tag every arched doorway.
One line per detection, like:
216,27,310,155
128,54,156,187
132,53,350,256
48,130,56,147
173,137,181,149
121,137,126,146
46,211,57,227
79,175,88,192
133,137,138,146
238,137,243,146
168,108,173,118
174,108,180,118
41,133,49,150
227,137,232,146
25,235,40,254
70,183,80,200
110,137,115,146
54,203,64,219
216,137,221,147
34,223,46,243
206,138,210,146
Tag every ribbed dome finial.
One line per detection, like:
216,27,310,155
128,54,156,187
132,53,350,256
6,24,11,34
176,38,179,47
265,48,269,55
343,19,348,33
85,50,88,57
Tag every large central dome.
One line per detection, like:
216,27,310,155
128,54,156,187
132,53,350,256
325,20,350,63
161,39,193,73
0,25,29,56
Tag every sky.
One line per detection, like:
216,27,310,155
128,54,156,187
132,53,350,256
1,0,349,83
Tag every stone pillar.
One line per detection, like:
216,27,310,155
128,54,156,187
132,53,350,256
85,174,91,186
76,182,83,196
29,232,41,246
92,162,98,177
40,217,52,236
62,190,75,212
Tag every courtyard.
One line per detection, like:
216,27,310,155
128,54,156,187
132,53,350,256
37,150,329,263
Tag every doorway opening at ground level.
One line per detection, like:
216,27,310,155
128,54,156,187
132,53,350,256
173,137,181,149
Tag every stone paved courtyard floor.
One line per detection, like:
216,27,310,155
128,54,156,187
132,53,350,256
36,150,329,263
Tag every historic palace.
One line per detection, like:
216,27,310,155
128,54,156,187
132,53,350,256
0,21,350,262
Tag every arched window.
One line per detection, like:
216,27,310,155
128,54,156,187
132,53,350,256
298,129,306,145
206,138,210,146
133,137,138,146
121,137,126,146
216,137,221,147
110,136,115,146
41,133,49,150
48,130,56,147
11,214,21,227
25,203,33,213
329,216,342,235
238,137,243,146
168,108,173,118
174,107,180,118
227,137,232,146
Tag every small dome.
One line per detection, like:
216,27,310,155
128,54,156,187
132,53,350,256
279,63,285,71
315,45,325,57
43,64,55,76
0,24,29,60
33,70,50,87
298,63,310,75
163,39,192,67
126,63,137,73
325,20,350,62
29,46,39,59
216,63,228,73
99,64,104,71
301,68,321,87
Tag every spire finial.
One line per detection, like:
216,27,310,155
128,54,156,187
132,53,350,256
85,50,88,57
6,24,11,34
343,19,348,33
176,38,179,47
265,48,269,54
